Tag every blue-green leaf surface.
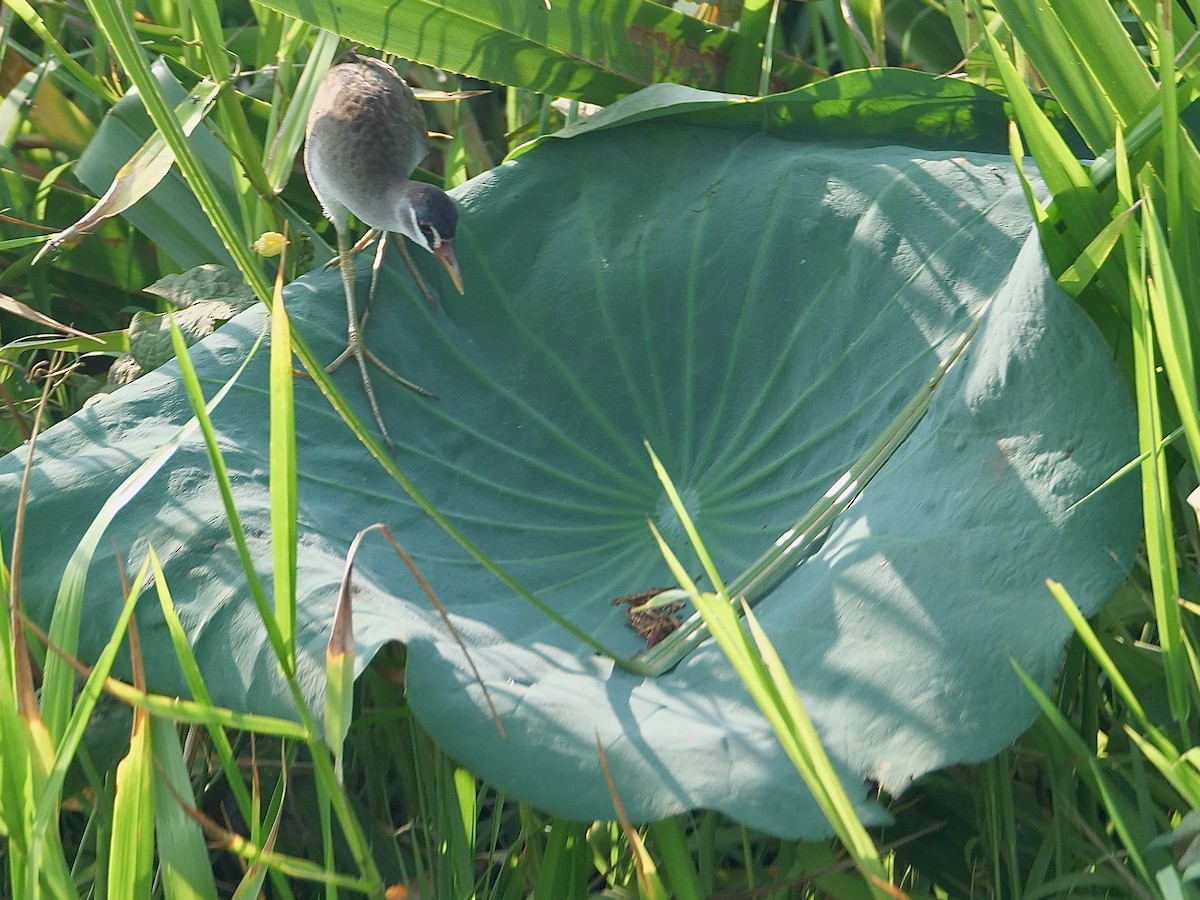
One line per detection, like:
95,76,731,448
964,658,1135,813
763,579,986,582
0,83,1138,838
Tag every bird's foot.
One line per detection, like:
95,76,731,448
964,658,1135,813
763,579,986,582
322,230,379,270
327,334,435,449
327,339,433,397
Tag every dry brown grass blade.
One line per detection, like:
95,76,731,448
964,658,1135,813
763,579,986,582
596,734,667,900
9,351,63,720
375,524,506,739
0,291,102,341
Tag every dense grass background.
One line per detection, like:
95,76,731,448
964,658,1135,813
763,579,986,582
1,0,1198,897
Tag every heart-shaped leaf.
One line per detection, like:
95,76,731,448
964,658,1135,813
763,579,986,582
1,80,1138,837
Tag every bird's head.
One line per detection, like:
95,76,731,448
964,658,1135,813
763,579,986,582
401,182,464,295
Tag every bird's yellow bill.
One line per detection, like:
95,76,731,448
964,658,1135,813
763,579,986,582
436,242,465,295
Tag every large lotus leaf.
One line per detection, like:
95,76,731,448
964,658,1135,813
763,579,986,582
1,85,1138,838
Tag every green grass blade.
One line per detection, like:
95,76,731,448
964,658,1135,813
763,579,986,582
1057,201,1139,300
990,0,1138,151
646,819,704,900
81,0,272,303
1012,662,1157,887
1044,580,1177,752
32,555,152,852
638,313,983,674
268,256,297,672
166,314,289,667
266,29,339,195
1123,188,1190,722
150,716,219,900
107,707,155,897
648,455,891,895
38,320,265,746
98,680,310,740
1142,195,1200,470
147,547,257,824
978,10,1108,267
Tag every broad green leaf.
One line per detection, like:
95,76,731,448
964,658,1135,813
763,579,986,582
253,0,813,104
514,67,1017,156
0,81,1138,838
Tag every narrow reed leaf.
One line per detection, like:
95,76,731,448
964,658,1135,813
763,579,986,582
0,291,103,341
1124,727,1200,812
989,0,1122,151
646,455,891,893
535,818,584,900
757,0,783,97
101,682,310,740
150,716,219,900
267,30,339,194
1142,197,1200,469
1066,421,1182,511
269,237,298,672
1007,120,1050,227
1158,2,1183,241
317,782,335,899
39,322,264,746
1058,202,1139,299
740,600,884,868
2,329,128,355
1012,663,1157,887
148,549,256,820
1044,580,1169,744
1051,0,1157,123
1111,122,1192,722
645,441,727,596
646,520,700,598
107,632,155,898
32,555,152,844
979,13,1107,261
647,818,704,900
148,551,215,707
230,749,287,900
453,765,478,857
10,366,56,725
33,79,222,264
0,560,29,859
81,0,272,303
686,589,894,898
167,315,290,666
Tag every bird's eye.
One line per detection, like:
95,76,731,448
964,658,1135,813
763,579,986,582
420,224,441,249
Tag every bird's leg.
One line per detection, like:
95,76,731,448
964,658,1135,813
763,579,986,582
362,227,389,330
395,236,439,310
321,228,379,271
328,228,433,449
